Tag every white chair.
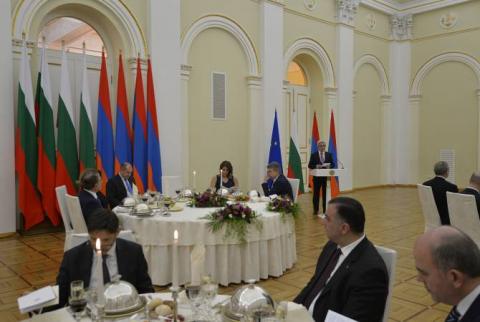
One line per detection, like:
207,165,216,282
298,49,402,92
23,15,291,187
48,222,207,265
447,192,480,247
375,245,397,322
55,185,74,251
64,193,88,234
417,184,442,232
162,175,183,196
287,178,300,202
67,231,136,251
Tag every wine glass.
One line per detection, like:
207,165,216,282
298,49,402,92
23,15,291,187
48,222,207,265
185,283,202,315
200,281,218,307
141,193,149,203
69,280,87,321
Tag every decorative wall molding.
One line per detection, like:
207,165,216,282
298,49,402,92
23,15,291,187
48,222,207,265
411,52,480,96
304,0,319,11
283,38,335,88
391,14,413,41
439,12,458,29
354,54,390,95
361,0,472,15
181,15,259,77
12,0,146,57
336,0,360,25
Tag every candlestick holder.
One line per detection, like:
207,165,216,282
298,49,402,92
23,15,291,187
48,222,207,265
169,286,181,322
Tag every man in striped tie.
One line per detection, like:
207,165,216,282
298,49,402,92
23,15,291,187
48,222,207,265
106,162,137,208
414,226,480,322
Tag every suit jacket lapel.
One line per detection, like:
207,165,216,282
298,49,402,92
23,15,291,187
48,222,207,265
320,238,370,295
79,242,94,287
115,239,127,280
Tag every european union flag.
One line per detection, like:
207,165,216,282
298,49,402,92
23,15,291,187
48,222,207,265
268,110,283,173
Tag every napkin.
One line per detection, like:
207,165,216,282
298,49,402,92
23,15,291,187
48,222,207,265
286,302,315,322
18,285,58,314
190,244,206,285
325,310,358,322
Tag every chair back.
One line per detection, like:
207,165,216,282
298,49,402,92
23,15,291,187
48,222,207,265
55,185,73,233
162,176,183,196
65,193,88,234
416,184,441,232
447,192,480,247
67,231,136,251
375,245,397,322
287,178,300,202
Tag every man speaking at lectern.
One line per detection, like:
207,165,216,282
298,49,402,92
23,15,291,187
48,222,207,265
309,141,335,215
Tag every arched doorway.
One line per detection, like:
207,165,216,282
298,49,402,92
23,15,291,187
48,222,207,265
284,55,326,191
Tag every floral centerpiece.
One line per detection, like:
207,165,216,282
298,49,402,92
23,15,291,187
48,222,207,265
267,196,300,219
190,191,227,208
202,203,263,243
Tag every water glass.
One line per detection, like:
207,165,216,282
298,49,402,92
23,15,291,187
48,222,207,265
69,280,87,321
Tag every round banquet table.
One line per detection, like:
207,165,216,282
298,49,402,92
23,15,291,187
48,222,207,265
114,201,297,286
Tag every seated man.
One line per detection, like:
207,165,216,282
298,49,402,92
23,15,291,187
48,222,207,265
78,169,108,223
261,162,293,200
57,209,154,308
294,197,388,322
413,226,480,321
106,162,136,209
423,161,458,225
461,172,480,218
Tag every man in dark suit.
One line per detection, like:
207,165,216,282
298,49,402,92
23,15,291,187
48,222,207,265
461,172,480,218
294,197,388,322
261,162,294,200
423,161,458,225
308,141,335,215
414,226,480,322
78,169,108,224
106,162,136,208
57,209,154,308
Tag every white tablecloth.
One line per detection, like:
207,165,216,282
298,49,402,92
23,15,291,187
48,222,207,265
115,202,297,286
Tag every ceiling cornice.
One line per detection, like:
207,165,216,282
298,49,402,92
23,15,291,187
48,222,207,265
361,0,472,15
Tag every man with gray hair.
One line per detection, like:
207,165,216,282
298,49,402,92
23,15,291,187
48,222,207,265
461,173,480,218
106,162,136,208
414,226,480,321
423,161,458,225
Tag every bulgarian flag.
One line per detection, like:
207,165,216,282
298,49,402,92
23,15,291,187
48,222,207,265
287,107,305,194
146,58,162,192
15,41,44,230
79,49,95,172
55,49,78,195
132,58,148,194
36,44,59,225
328,110,340,198
309,111,320,189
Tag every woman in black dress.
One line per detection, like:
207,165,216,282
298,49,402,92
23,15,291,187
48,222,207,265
209,160,239,192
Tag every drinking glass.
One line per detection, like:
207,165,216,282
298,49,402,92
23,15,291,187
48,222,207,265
200,281,218,307
275,301,288,321
185,283,202,315
69,280,87,321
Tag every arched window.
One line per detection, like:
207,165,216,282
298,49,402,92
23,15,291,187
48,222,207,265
287,61,307,86
38,17,104,56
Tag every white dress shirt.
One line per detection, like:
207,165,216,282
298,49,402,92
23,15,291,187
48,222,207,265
121,177,133,197
89,242,119,289
308,235,366,314
457,283,480,318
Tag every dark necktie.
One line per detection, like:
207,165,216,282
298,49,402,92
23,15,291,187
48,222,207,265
303,247,342,309
445,306,460,322
102,254,111,284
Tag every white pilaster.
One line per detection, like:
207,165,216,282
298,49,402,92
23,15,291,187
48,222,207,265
335,0,358,191
380,95,393,184
181,65,192,187
261,0,284,172
147,0,183,183
390,14,413,184
247,76,264,190
1,0,15,234
408,95,421,183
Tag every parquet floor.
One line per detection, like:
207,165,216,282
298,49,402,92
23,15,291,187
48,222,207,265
0,187,450,321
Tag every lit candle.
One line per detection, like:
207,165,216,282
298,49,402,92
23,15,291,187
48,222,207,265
219,170,223,190
192,171,197,191
172,230,179,288
95,238,105,305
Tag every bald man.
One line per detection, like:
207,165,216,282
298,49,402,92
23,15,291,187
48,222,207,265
461,173,480,218
413,226,480,322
